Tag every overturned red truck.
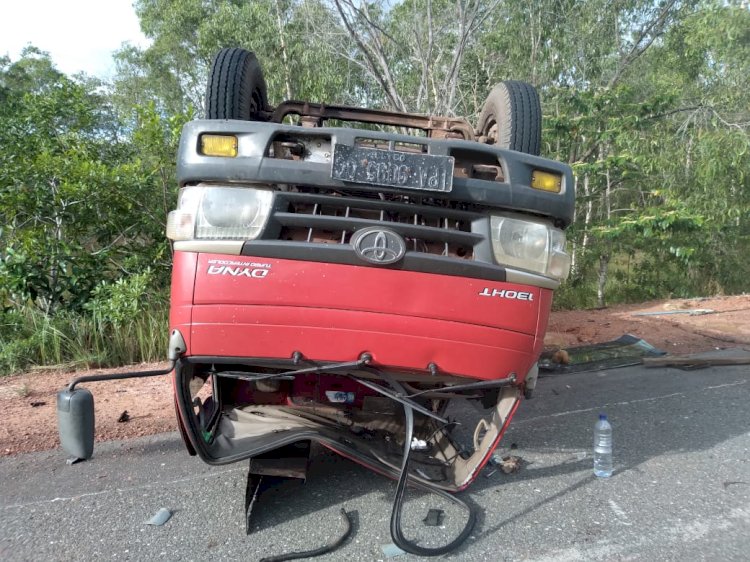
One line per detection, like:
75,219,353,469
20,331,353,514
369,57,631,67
58,48,574,555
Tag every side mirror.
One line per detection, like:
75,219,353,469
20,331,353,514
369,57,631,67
54,355,177,462
57,388,95,460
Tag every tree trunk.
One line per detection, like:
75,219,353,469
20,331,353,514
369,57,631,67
333,0,408,112
580,173,593,266
273,0,293,100
597,144,613,308
597,253,610,308
570,174,579,277
47,178,64,315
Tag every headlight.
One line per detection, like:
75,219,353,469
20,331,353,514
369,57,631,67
490,214,571,280
166,185,273,241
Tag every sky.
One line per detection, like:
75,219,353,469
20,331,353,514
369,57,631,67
0,0,150,79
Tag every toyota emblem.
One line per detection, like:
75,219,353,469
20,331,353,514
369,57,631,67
351,227,406,265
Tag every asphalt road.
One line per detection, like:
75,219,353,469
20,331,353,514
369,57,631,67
2,351,749,561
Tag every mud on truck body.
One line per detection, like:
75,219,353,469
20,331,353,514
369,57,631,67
58,48,574,555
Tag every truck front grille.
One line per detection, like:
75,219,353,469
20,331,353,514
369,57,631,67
268,190,483,259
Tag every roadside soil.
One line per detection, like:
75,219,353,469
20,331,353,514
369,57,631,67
2,294,748,456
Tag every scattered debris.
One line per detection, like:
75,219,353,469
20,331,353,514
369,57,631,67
510,442,518,450
484,468,498,478
540,335,665,374
66,457,85,465
551,349,570,364
722,481,747,490
410,437,429,451
381,543,407,558
259,508,352,562
642,355,750,369
423,509,445,527
632,309,715,317
145,507,172,526
117,410,130,423
498,455,522,474
29,401,47,407
490,453,523,473
13,384,30,398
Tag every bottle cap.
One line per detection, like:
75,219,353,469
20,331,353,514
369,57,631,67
599,413,607,421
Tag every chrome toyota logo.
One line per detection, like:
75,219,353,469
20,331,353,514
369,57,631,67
351,227,406,265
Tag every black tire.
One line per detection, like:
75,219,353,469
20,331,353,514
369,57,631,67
477,80,541,155
205,48,268,120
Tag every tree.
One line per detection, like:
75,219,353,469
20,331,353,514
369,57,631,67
0,50,186,312
112,0,363,116
5,1,744,319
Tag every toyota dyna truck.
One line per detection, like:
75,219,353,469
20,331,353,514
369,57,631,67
58,48,574,556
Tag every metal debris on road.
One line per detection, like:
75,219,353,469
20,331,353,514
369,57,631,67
491,454,523,473
423,509,445,527
381,543,407,558
540,334,665,374
631,309,715,317
643,355,750,369
499,455,522,473
145,508,172,526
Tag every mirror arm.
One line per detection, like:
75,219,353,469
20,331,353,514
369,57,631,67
68,361,176,391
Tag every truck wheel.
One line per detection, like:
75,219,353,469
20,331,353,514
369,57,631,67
477,81,541,155
205,48,268,120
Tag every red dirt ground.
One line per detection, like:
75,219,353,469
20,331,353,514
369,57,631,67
2,294,748,456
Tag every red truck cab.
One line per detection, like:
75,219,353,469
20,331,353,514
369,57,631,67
58,48,574,556
167,60,573,490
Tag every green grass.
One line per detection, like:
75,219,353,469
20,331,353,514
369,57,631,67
0,304,168,376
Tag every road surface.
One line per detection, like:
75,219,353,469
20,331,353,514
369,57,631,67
2,352,749,561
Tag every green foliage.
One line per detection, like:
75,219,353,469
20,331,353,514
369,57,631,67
0,51,190,314
115,0,362,113
0,300,168,376
84,268,157,325
533,2,750,307
0,64,114,310
0,50,177,373
2,1,749,373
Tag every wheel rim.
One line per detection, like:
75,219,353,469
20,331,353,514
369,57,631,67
484,118,499,145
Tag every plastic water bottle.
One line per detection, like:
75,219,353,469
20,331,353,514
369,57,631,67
593,413,613,477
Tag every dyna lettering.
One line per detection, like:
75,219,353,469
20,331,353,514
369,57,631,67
207,265,269,278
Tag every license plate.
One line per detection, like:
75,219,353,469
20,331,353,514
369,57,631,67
331,145,454,192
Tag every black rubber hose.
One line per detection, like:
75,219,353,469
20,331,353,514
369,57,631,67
259,507,352,562
388,379,477,557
